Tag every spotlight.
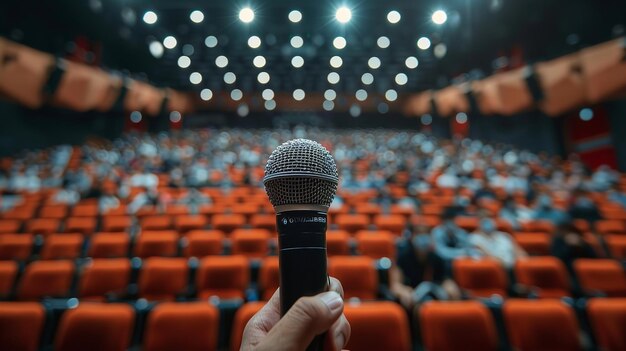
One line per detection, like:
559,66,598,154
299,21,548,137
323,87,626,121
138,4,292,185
405,56,419,69
432,10,447,25
291,56,304,68
385,89,398,101
163,36,177,49
377,36,390,49
231,89,243,101
262,89,274,100
323,100,335,111
333,37,346,49
237,104,249,117
456,112,468,124
248,36,261,48
368,57,381,69
293,89,305,101
288,10,302,23
215,55,229,68
142,11,157,24
265,100,276,110
257,71,270,84
169,111,182,123
189,72,202,84
355,89,368,101
253,55,266,68
417,37,431,50
290,36,304,48
190,10,204,23
324,89,337,101
205,36,218,48
579,108,593,121
200,89,213,101
239,7,254,23
327,72,340,84
335,6,352,23
361,73,374,85
224,72,236,84
177,56,191,68
149,41,164,58
130,111,142,123
387,10,401,24
330,56,343,68
395,73,408,85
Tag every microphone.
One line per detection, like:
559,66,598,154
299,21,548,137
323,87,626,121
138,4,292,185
263,139,338,351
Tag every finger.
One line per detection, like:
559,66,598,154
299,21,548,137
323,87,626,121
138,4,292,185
329,314,351,351
329,276,344,299
240,288,282,351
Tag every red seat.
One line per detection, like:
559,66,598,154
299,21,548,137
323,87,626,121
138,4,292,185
141,215,173,231
101,216,132,232
139,257,188,301
0,219,22,233
230,302,265,351
231,229,270,258
586,298,626,351
336,214,370,234
89,232,129,258
513,232,551,256
249,214,276,233
196,255,249,300
174,215,208,234
258,256,279,300
328,256,378,300
521,220,555,233
70,203,99,217
0,261,18,297
0,302,46,351
17,260,74,300
183,230,224,257
26,218,60,236
373,214,406,235
514,257,571,298
345,301,411,351
65,217,97,236
0,233,33,260
134,230,178,258
212,214,246,234
456,216,481,232
327,230,351,256
40,233,83,260
573,259,626,297
453,258,509,298
78,259,131,300
606,234,626,259
355,230,396,259
596,219,626,235
38,204,68,219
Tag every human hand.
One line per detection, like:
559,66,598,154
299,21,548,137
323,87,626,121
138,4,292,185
240,277,351,351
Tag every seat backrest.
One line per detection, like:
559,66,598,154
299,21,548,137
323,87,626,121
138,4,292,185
573,259,626,297
453,258,508,298
514,257,571,298
17,260,74,300
139,257,188,300
41,233,83,260
0,233,33,260
503,299,580,351
134,230,179,258
143,302,219,351
88,232,130,258
355,231,396,259
249,214,276,232
64,217,97,235
326,230,351,256
0,261,18,297
336,214,370,234
231,229,270,258
606,235,626,259
101,216,132,232
79,259,131,299
174,215,208,234
258,256,279,300
39,204,68,219
54,303,135,351
212,214,246,234
230,302,265,351
596,219,626,235
141,215,173,231
196,255,249,300
183,230,225,257
512,232,551,256
420,301,498,351
328,256,377,300
0,219,23,233
26,218,60,235
586,298,626,351
0,302,45,351
344,301,411,351
373,214,406,235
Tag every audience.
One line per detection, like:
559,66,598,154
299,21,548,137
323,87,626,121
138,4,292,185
469,215,527,268
432,209,478,267
551,223,597,272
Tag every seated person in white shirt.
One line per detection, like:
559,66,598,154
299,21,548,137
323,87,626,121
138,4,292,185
469,215,527,269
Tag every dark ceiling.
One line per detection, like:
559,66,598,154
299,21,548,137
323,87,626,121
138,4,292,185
1,0,625,101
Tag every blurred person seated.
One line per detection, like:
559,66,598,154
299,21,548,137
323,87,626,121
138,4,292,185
469,216,527,269
551,223,596,272
99,187,121,214
130,169,159,189
178,188,211,214
51,179,80,205
432,208,479,269
499,196,532,231
591,165,618,191
532,194,569,224
9,168,41,192
567,189,602,223
472,179,497,203
607,183,626,209
436,167,460,189
128,187,165,214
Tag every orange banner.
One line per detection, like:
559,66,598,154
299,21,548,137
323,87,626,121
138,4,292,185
536,54,587,116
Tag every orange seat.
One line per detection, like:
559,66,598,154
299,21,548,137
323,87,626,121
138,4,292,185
328,256,377,300
0,302,45,351
572,219,591,232
503,299,581,351
38,204,68,219
26,218,60,236
573,259,626,297
0,233,33,260
143,302,219,351
196,255,249,300
183,230,225,257
141,215,173,231
0,219,22,233
70,203,99,217
0,261,18,297
422,203,444,216
231,203,260,217
65,217,97,236
258,256,279,300
88,232,130,258
420,301,498,351
344,301,411,351
54,303,135,351
101,204,128,216
1,206,36,221
212,214,246,234
327,230,351,256
354,203,382,217
165,204,189,216
101,216,133,232
250,214,276,233
78,259,131,300
453,258,509,298
606,234,626,259
17,260,74,300
388,205,415,219
412,215,441,229
355,231,396,259
139,257,189,301
174,215,208,234
134,230,179,258
521,220,555,233
230,302,265,351
40,233,83,260
373,214,406,235
231,229,270,258
596,219,626,235
586,298,626,351
514,257,571,298
455,216,480,232
512,232,551,255
335,214,370,234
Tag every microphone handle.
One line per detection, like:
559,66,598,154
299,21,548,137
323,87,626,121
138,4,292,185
277,210,329,351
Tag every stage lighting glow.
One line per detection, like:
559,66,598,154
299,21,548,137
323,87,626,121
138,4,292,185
395,73,408,85
231,89,243,101
237,104,249,116
350,104,361,117
405,56,419,69
387,10,401,24
324,89,337,101
239,7,254,23
385,89,398,101
130,111,142,123
177,56,191,68
335,7,352,23
421,114,433,125
189,72,202,84
456,112,468,124
434,43,447,58
182,44,194,56
262,89,274,100
368,57,381,69
288,10,302,23
253,55,266,68
330,56,343,68
333,37,346,49
215,55,229,68
417,37,431,50
361,73,374,85
327,72,340,84
323,100,334,111
257,71,270,84
163,36,177,49
290,36,304,48
265,99,276,110
293,89,305,101
200,89,213,101
377,36,390,49
143,11,157,24
169,111,182,123
190,10,204,23
248,36,261,48
291,56,304,68
579,108,593,121
432,10,447,25
224,72,236,84
205,36,218,48
149,41,164,58
355,89,367,101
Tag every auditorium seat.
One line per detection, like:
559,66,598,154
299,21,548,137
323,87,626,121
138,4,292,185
606,234,626,259
503,299,581,351
0,302,45,351
138,257,189,301
354,203,382,217
327,230,351,256
2,206,36,221
355,231,396,259
78,259,131,300
183,230,224,257
101,204,128,216
26,218,60,236
38,204,68,219
586,298,626,351
174,215,208,234
54,303,134,351
134,230,178,258
141,215,173,231
373,214,406,235
0,233,33,260
514,257,571,298
249,214,276,233
17,260,74,300
596,219,626,235
196,255,249,300
328,256,378,300
412,215,441,229
231,229,270,258
512,232,551,256
165,204,189,216
101,215,132,233
231,203,260,217
344,301,411,351
70,203,99,217
521,220,555,234
336,214,370,234
573,259,626,297
389,205,415,219
0,219,22,233
212,214,246,234
420,300,498,351
453,258,509,298
0,261,18,297
143,302,219,351
64,217,97,236
455,216,480,232
258,256,279,300
88,232,130,258
230,302,265,351
40,233,83,260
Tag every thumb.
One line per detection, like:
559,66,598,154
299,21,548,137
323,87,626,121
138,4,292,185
259,291,344,351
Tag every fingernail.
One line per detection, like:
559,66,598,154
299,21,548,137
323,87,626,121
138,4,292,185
334,332,346,351
320,291,343,312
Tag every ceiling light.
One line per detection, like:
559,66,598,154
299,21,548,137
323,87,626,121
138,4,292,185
163,36,177,49
361,73,374,85
355,89,367,101
257,71,270,84
224,72,236,84
215,55,229,68
189,72,202,84
265,100,276,110
239,7,254,23
182,44,194,56
434,43,447,58
288,10,302,23
237,104,249,117
200,89,213,101
405,56,419,69
290,36,304,48
335,7,352,23
324,89,336,101
377,36,390,48
253,55,266,68
417,37,431,50
432,10,447,25
190,10,204,23
330,56,343,68
327,72,340,84
395,73,408,85
349,104,361,117
333,37,346,49
421,114,433,125
169,111,182,123
456,112,468,124
368,57,381,69
291,56,304,68
262,89,274,100
231,89,243,101
385,89,398,101
177,56,191,68
143,11,157,24
149,41,164,58
293,89,305,101
323,100,334,111
387,10,401,24
205,36,218,48
130,111,142,123
248,36,261,48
